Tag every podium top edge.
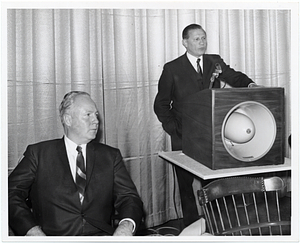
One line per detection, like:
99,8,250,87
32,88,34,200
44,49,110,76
210,87,284,91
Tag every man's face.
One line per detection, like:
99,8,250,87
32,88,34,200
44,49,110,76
182,28,207,57
66,95,99,145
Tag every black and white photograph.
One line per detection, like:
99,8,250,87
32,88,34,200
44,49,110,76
1,1,299,242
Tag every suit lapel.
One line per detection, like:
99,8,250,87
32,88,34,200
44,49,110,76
57,138,71,175
86,142,96,187
202,54,215,89
56,138,76,188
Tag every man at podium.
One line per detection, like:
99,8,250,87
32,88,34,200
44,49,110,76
154,23,259,227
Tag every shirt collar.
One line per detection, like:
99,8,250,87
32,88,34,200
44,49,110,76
64,135,87,152
186,52,203,69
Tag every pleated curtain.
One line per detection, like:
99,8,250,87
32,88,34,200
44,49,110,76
7,9,291,227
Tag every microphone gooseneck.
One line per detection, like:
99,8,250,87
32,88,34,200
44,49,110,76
209,63,222,89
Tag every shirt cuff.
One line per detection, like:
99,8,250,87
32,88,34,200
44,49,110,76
118,218,136,233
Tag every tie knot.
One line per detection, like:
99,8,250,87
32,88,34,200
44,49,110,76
76,145,82,153
197,58,200,64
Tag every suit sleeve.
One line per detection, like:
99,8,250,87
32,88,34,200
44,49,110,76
8,145,39,235
112,150,143,232
217,56,254,87
153,64,179,136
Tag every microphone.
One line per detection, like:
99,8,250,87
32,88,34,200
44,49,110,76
209,63,222,89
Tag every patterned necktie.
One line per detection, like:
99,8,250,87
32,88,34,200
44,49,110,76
197,58,203,77
76,145,86,204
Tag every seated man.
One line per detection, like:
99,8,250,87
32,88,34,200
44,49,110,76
8,91,143,236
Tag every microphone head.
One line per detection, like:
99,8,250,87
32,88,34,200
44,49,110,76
210,63,223,88
215,63,222,73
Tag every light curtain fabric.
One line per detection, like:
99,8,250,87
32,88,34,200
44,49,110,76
7,9,291,228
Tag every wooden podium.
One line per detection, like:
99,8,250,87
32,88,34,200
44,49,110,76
182,87,285,170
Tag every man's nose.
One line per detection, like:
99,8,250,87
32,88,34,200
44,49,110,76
199,40,205,45
91,114,99,124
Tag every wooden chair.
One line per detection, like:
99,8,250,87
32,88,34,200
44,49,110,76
197,176,291,236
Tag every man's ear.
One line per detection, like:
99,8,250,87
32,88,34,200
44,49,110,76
182,39,187,48
63,113,72,127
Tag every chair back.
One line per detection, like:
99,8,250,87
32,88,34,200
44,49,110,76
197,176,291,236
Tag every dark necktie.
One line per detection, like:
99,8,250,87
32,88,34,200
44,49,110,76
197,58,203,77
76,145,86,204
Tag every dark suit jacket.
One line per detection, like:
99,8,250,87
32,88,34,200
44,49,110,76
8,138,143,236
154,53,253,150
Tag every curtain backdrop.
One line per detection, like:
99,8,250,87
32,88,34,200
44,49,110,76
7,9,291,228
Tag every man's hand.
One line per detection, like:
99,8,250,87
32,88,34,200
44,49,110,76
25,226,46,236
113,220,134,236
179,217,213,236
248,83,264,88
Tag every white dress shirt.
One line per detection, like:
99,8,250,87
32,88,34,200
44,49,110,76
64,135,87,181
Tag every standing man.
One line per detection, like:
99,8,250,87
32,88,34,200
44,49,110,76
9,91,143,236
154,24,257,227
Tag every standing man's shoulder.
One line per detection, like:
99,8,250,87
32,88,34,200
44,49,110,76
164,53,187,67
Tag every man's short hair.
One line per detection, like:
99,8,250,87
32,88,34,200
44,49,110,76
59,91,90,125
182,24,205,39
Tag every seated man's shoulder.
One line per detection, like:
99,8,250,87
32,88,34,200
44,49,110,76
28,138,62,149
23,139,64,158
90,141,120,153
